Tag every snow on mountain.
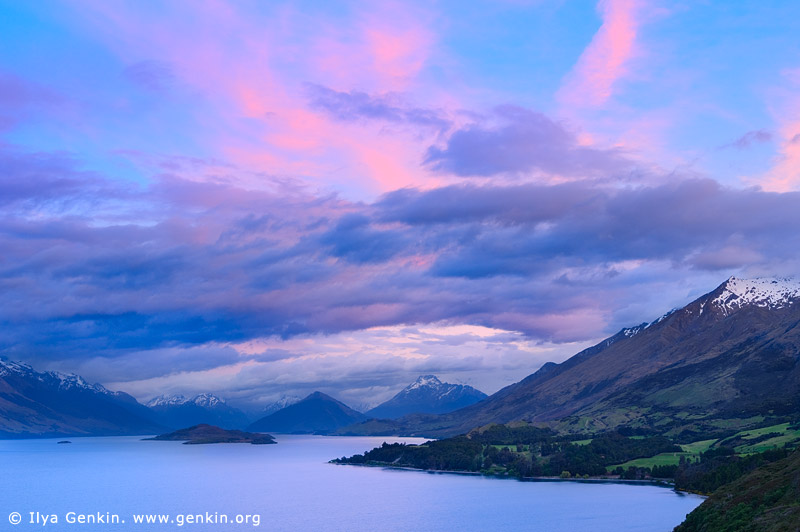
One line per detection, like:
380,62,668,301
0,360,113,395
374,275,800,438
366,375,487,419
146,393,226,408
191,393,224,407
610,278,800,341
146,394,188,408
0,358,34,377
145,392,248,430
645,308,677,328
47,371,110,394
622,324,647,338
262,395,301,415
713,277,800,314
407,375,443,391
0,357,163,436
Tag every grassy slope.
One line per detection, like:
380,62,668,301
682,439,718,454
675,449,800,532
609,452,692,470
606,423,800,471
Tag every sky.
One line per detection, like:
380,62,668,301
2,0,800,411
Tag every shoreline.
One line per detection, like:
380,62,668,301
331,461,704,495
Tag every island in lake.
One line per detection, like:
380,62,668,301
144,424,276,445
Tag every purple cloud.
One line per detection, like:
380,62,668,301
0,145,123,211
376,182,600,225
724,129,773,150
318,213,409,263
306,84,450,129
3,145,800,372
424,105,633,178
384,179,800,277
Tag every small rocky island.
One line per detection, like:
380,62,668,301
144,424,276,445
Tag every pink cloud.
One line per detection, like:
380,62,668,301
762,120,800,192
310,3,434,93
769,128,800,192
364,24,432,90
757,68,800,192
75,1,444,196
558,0,643,108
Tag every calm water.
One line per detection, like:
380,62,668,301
0,435,702,531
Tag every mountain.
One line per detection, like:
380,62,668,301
146,393,250,430
343,277,800,438
248,391,366,434
0,358,164,437
366,375,487,419
260,394,301,416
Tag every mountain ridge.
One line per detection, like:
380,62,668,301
0,358,164,437
340,276,800,438
366,375,487,419
145,393,250,430
248,391,365,434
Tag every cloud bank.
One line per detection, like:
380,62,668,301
3,143,799,366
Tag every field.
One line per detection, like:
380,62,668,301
607,452,691,471
607,424,800,471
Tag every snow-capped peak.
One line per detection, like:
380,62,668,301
713,277,800,313
262,394,301,414
47,371,110,394
191,393,224,407
146,394,188,407
1,358,110,394
0,358,34,377
407,375,443,391
146,393,226,408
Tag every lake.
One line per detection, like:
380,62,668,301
0,435,703,531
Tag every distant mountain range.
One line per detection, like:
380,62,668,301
0,358,163,437
366,375,486,419
343,277,800,438
0,362,484,437
4,276,800,441
248,392,366,434
0,360,251,436
145,393,250,430
244,376,486,434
